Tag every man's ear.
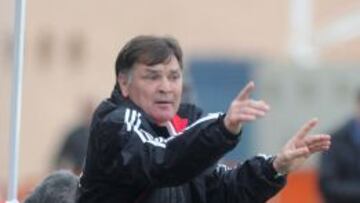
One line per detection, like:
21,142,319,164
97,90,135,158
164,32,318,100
117,73,129,98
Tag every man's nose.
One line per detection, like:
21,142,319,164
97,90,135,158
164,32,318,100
159,78,171,93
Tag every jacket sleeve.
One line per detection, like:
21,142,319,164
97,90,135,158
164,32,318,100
204,155,286,203
94,111,240,188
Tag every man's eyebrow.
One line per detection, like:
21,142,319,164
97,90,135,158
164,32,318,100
144,68,160,74
143,66,181,74
169,69,181,74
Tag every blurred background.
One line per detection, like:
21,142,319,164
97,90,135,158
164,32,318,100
1,0,360,202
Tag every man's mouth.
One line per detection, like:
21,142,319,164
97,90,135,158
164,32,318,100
155,100,173,105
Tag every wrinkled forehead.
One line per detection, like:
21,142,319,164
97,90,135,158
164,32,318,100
134,55,182,73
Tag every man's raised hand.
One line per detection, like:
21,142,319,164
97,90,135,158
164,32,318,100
272,118,331,175
224,81,270,135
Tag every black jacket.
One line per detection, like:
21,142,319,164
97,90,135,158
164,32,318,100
319,119,360,203
77,88,286,203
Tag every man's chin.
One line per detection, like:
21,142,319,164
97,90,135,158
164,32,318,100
152,113,175,124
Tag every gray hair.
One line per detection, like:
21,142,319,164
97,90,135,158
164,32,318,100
24,170,78,203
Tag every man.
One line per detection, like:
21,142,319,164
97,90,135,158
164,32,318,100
319,91,360,203
77,35,331,203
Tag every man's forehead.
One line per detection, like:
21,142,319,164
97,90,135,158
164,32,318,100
137,61,181,72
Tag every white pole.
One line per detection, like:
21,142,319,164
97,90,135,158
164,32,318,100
289,0,318,68
7,0,27,201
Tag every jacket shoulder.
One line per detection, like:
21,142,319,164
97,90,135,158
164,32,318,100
177,103,203,124
92,99,143,128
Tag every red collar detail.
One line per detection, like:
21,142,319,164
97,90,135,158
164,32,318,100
171,115,189,133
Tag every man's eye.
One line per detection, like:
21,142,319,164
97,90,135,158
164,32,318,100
145,75,160,80
169,74,180,81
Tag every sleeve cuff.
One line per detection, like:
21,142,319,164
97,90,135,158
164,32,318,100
264,156,287,181
218,114,242,140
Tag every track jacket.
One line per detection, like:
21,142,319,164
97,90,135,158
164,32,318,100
77,87,286,203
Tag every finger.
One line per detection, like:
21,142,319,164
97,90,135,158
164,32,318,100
236,81,255,101
295,118,319,140
308,144,331,153
234,100,270,111
307,139,331,147
248,100,270,111
304,134,331,145
240,107,267,117
297,134,330,149
231,114,256,124
286,147,310,160
307,140,331,152
307,139,331,149
238,114,256,122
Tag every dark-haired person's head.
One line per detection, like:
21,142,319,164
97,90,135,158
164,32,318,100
115,36,184,125
24,170,78,203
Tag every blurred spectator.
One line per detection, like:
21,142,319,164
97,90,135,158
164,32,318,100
23,170,78,203
53,99,94,175
319,90,360,203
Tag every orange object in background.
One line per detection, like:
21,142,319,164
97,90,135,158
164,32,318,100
268,169,324,203
18,176,41,202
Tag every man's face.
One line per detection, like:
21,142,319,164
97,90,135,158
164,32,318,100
119,55,183,125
